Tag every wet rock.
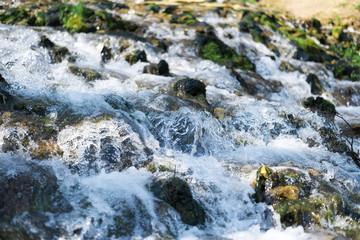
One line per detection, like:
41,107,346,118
306,73,323,95
332,85,360,106
328,60,360,82
143,60,170,76
0,159,72,239
279,61,299,72
169,11,197,25
234,70,282,98
145,4,161,13
173,77,206,97
101,46,112,62
124,50,147,65
195,35,254,71
68,65,102,81
303,97,336,120
44,8,61,26
269,186,300,200
293,37,334,63
150,177,205,226
163,5,177,14
39,36,70,63
108,198,152,238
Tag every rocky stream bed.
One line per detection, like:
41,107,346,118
0,0,360,239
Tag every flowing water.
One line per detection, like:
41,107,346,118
0,8,360,240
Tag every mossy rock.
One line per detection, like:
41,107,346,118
143,60,170,76
293,37,320,55
150,177,205,226
303,97,336,120
173,77,206,98
124,50,147,65
195,35,255,71
144,4,161,13
169,11,197,25
68,65,102,81
306,73,323,95
332,26,343,40
328,60,360,82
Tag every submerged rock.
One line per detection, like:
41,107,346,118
195,35,255,71
150,177,205,226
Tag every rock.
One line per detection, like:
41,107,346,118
169,11,197,25
234,70,282,98
303,97,336,120
328,60,360,82
173,77,206,97
124,50,147,65
213,107,225,119
143,60,170,76
293,37,334,63
150,177,205,226
306,73,323,95
253,165,273,203
269,186,300,200
101,46,112,62
195,35,254,71
332,85,360,106
39,36,70,63
144,4,160,13
44,8,61,26
68,65,102,81
0,159,72,239
163,5,177,14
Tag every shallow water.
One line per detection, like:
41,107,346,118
0,10,360,239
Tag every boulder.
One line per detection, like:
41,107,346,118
173,78,206,97
195,35,254,71
143,60,170,76
39,36,71,64
306,73,323,95
101,46,112,62
0,159,72,239
234,70,282,98
124,50,147,65
303,97,336,120
150,177,205,226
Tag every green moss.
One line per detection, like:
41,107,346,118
201,41,254,70
293,37,320,54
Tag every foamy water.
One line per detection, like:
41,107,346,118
0,14,359,239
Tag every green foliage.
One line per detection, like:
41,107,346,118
59,3,93,32
356,3,360,10
0,7,29,24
